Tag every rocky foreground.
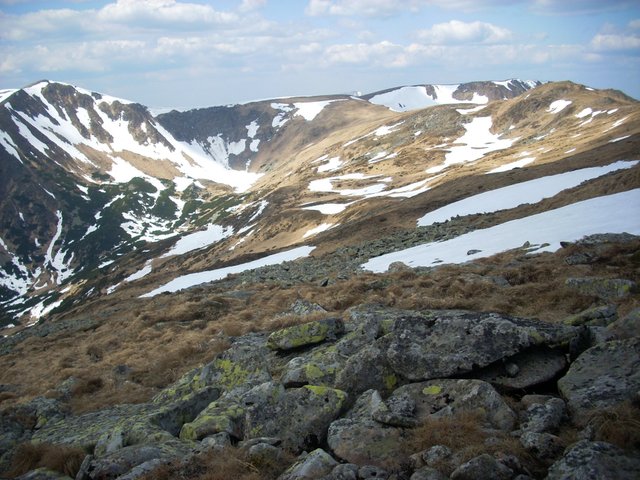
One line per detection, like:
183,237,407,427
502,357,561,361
1,235,639,480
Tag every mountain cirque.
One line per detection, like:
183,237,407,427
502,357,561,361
0,77,639,478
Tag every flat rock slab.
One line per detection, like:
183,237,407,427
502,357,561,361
558,338,640,420
387,310,577,381
475,347,567,390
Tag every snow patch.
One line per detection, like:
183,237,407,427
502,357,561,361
547,100,572,114
364,189,640,272
162,224,233,257
426,117,515,174
419,160,638,226
141,246,316,297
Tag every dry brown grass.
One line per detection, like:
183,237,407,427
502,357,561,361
406,411,547,477
140,446,293,480
5,442,85,478
585,400,640,451
0,236,638,415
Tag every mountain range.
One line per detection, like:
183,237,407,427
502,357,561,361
0,78,638,330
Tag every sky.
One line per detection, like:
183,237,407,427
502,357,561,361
1,0,639,109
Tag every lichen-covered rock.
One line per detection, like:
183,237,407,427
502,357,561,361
558,338,640,420
279,448,338,479
410,466,448,480
335,336,398,397
179,399,245,441
14,468,74,480
519,397,566,434
329,463,359,480
386,379,517,431
267,318,344,351
154,333,271,404
240,382,347,452
565,277,637,300
31,404,167,453
246,442,284,471
519,432,563,460
449,454,513,480
607,307,640,339
546,440,640,479
476,347,567,391
83,440,192,480
327,417,405,468
281,344,344,388
358,464,388,479
387,310,577,381
563,305,617,327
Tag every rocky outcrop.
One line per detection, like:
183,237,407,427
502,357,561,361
4,304,640,479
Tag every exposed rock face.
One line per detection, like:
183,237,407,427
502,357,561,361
557,338,640,420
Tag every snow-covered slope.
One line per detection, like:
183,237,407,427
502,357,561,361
363,79,540,112
0,78,638,329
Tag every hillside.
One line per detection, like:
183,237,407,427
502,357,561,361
0,78,639,479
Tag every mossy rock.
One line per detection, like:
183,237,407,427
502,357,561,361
267,318,344,351
179,401,245,441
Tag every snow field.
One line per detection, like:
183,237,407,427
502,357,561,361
364,189,640,272
419,160,638,226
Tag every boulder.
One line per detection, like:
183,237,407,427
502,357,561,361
335,336,398,397
14,469,74,480
153,332,271,404
386,379,517,431
546,440,640,479
281,345,344,388
557,338,640,420
31,404,169,453
563,305,617,327
475,347,567,391
519,397,566,434
519,432,563,460
387,310,577,381
327,418,405,469
179,399,245,441
607,308,640,339
410,467,448,480
240,382,346,452
278,448,338,479
267,318,344,351
449,454,513,480
82,440,191,480
358,464,389,479
329,463,359,480
565,277,636,300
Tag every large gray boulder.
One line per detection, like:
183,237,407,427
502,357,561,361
546,440,640,479
557,338,640,420
240,382,347,452
326,417,405,468
279,448,338,479
387,310,577,381
565,277,636,300
386,379,517,431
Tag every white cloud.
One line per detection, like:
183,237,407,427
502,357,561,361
630,19,640,29
418,20,512,45
591,33,640,51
